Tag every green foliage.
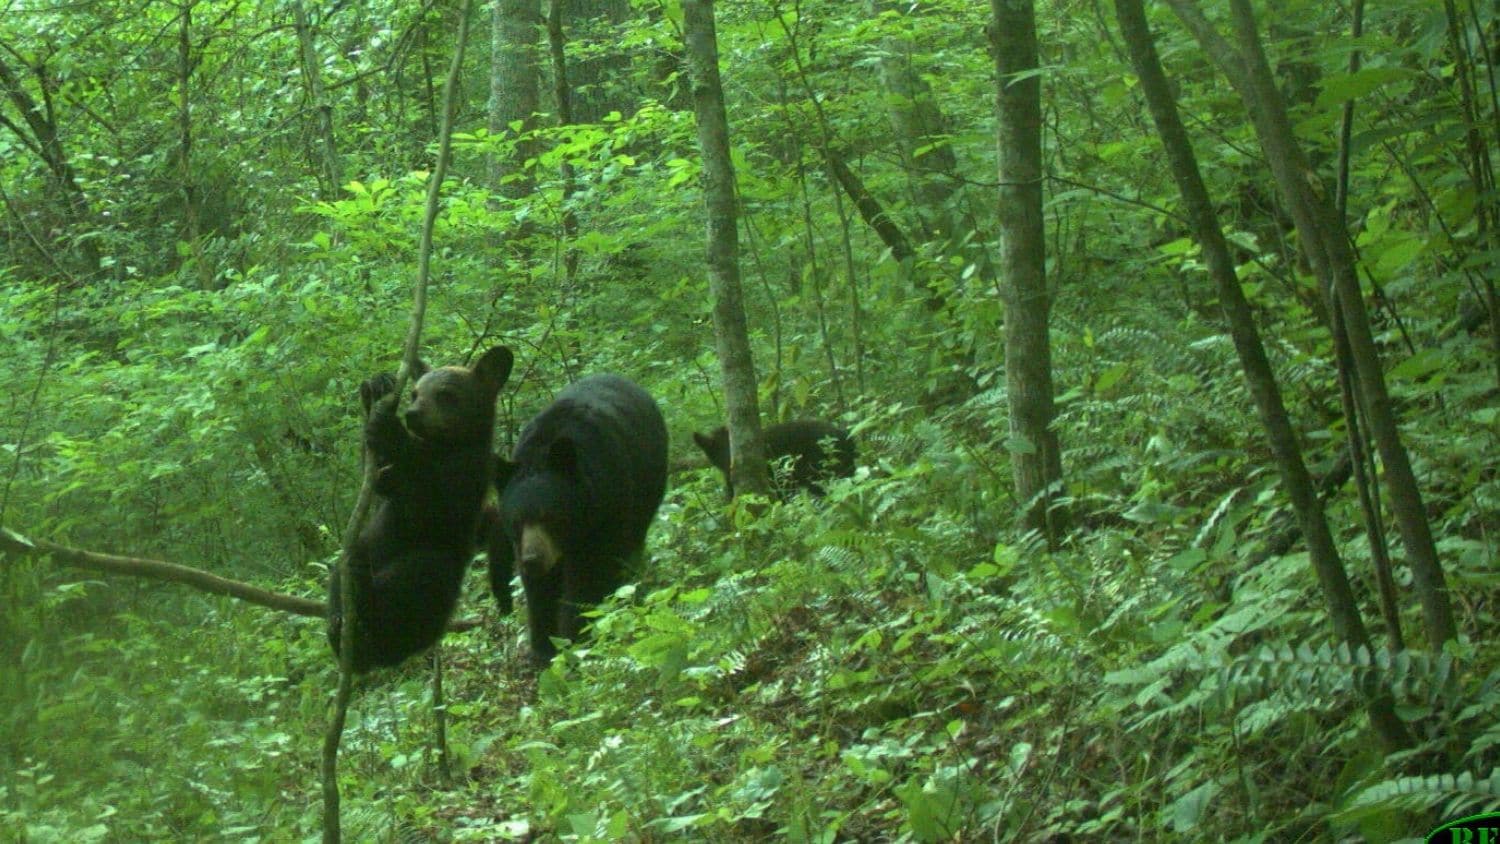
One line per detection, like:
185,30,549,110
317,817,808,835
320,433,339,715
1341,770,1500,823
1,0,1496,838
0,594,323,838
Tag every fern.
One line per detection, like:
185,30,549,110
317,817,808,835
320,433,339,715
1339,770,1500,822
1219,644,1462,711
1109,635,1457,737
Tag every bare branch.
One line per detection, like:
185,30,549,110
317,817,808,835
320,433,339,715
0,527,482,632
1,527,324,617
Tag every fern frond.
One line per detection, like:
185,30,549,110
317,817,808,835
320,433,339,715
1340,770,1500,822
814,544,862,571
1220,644,1459,708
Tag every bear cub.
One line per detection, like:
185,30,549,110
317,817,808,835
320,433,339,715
327,345,513,673
693,419,855,500
498,374,668,665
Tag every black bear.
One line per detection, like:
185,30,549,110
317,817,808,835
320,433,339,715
692,419,856,500
499,374,668,665
327,345,513,673
482,457,519,614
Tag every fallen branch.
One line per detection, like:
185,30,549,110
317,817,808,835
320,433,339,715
0,527,480,631
2,526,325,616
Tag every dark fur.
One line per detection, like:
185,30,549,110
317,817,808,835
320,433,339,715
327,346,513,672
500,375,668,665
692,419,855,499
483,458,519,614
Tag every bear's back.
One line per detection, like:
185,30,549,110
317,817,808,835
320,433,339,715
511,374,667,535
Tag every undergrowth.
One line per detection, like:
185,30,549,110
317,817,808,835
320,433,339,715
9,420,1492,842
3,317,1496,841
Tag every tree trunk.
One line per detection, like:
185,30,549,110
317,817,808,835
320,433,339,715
559,0,632,122
293,0,343,201
0,53,101,276
990,0,1066,542
1330,0,1404,650
868,0,959,238
1164,0,1456,652
547,0,581,285
488,0,539,212
683,0,769,499
1113,0,1410,750
1438,0,1500,387
176,0,213,288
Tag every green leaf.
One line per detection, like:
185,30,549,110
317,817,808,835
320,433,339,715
896,775,961,843
1094,363,1129,394
1389,348,1448,383
1167,548,1207,573
1170,781,1219,832
1314,66,1411,111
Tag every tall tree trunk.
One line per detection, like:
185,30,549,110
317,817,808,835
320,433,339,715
867,0,959,240
547,0,581,285
683,0,769,499
1330,0,1403,650
1164,0,1456,651
1439,0,1500,387
989,0,1066,542
772,9,867,394
488,0,539,217
0,53,101,276
176,0,213,288
559,0,632,122
294,0,343,201
1113,0,1411,751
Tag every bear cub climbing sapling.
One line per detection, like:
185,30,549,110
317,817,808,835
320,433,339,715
327,345,513,673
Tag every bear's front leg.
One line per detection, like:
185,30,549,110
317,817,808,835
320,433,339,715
358,373,415,497
362,381,411,459
358,372,398,417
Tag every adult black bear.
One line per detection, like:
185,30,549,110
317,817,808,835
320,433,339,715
327,345,513,673
692,419,855,500
500,375,668,665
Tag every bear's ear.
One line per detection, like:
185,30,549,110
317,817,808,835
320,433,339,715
545,437,579,474
694,427,729,453
693,428,731,471
472,346,514,392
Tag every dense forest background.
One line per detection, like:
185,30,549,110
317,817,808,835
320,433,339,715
1,0,1496,839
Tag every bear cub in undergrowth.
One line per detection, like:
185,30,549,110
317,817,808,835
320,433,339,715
327,345,513,673
693,419,855,500
497,374,667,665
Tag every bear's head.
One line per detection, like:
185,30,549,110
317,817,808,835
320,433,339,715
403,345,513,444
691,426,732,474
507,437,584,578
